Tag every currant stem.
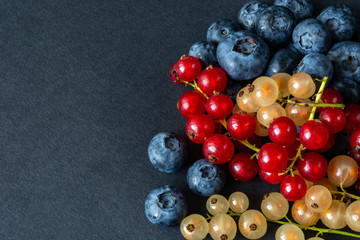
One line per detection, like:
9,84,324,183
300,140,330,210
217,118,260,153
206,211,360,238
178,79,209,99
309,77,328,120
277,99,344,109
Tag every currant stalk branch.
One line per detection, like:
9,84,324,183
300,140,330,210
206,211,360,238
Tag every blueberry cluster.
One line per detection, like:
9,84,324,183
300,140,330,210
189,0,360,102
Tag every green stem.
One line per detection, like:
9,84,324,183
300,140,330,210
178,79,209,99
278,99,344,109
206,211,360,238
331,190,360,201
309,77,328,120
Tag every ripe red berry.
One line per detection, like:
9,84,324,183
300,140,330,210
350,128,360,154
169,62,184,85
280,174,307,202
315,134,335,153
228,153,258,181
205,94,233,119
178,91,206,118
297,152,328,182
343,103,360,134
227,113,256,140
259,168,286,185
258,142,288,173
299,120,329,150
197,67,227,95
355,180,360,195
174,56,202,82
317,88,343,113
319,108,346,134
268,116,297,146
203,134,234,164
185,114,215,144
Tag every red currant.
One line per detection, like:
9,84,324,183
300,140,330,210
268,116,297,146
203,134,234,164
169,62,184,85
350,148,360,165
319,108,346,134
317,88,343,113
227,113,256,140
350,128,360,154
185,114,215,143
205,94,233,119
258,142,288,173
174,56,202,82
178,91,206,118
299,120,329,150
280,174,307,202
259,168,286,185
228,153,258,181
197,67,227,95
315,134,335,153
234,134,261,154
343,103,360,134
297,152,328,182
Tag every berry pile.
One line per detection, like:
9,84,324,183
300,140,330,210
145,0,360,239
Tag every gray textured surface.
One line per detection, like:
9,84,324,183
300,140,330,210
0,0,359,239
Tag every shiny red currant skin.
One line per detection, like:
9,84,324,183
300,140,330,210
258,142,288,173
197,67,227,95
259,168,286,185
319,108,346,134
315,134,335,153
169,62,184,85
185,114,215,144
297,152,328,182
343,104,360,134
268,116,297,146
350,128,360,154
228,153,258,181
203,134,234,164
205,94,233,119
299,120,329,150
280,174,307,202
235,134,261,154
174,56,202,82
317,88,343,113
350,148,360,165
227,113,256,140
178,91,206,118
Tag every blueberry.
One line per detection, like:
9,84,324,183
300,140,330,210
274,0,314,21
293,53,333,88
265,48,301,76
216,31,270,81
238,1,269,31
327,41,360,83
187,159,226,197
317,4,358,42
207,19,240,44
292,18,331,55
330,77,360,104
148,132,188,173
144,185,188,226
188,41,217,68
255,6,296,45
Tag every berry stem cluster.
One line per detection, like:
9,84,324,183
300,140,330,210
206,210,360,239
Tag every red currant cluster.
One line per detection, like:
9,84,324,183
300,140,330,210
170,54,360,239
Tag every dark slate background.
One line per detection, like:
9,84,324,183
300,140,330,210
0,0,359,239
